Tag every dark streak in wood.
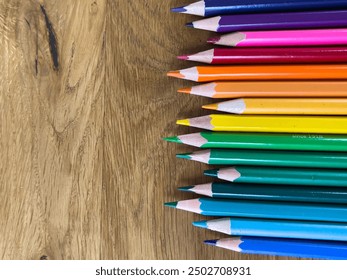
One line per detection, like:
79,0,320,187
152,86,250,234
40,5,59,71
25,18,31,28
35,57,38,76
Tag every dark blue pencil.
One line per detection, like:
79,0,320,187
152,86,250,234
172,0,347,17
205,236,347,259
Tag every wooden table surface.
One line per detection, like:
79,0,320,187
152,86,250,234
0,0,296,260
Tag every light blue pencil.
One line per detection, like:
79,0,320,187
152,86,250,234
193,217,347,241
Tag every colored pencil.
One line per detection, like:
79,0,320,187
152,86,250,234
204,166,347,187
165,198,347,222
187,10,347,33
176,149,347,168
178,81,347,98
178,47,347,65
179,182,347,204
204,237,347,260
176,115,347,134
208,28,347,47
172,0,347,17
168,65,347,82
193,217,347,241
203,98,347,115
165,132,347,151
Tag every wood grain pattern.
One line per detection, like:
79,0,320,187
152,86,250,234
0,0,298,259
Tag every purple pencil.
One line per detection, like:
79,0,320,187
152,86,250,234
188,10,347,33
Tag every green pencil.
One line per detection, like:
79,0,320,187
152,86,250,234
204,166,347,187
179,182,347,204
177,149,347,169
165,132,347,151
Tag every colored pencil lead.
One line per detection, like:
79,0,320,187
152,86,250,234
177,55,189,61
176,153,191,160
207,36,220,44
164,202,178,208
178,186,194,192
177,88,191,94
163,136,182,144
167,70,183,79
204,169,218,177
192,220,208,229
204,240,217,246
202,103,218,110
176,119,190,126
171,6,186,13
186,22,194,28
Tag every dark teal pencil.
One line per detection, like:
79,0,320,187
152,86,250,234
204,166,347,187
179,182,347,204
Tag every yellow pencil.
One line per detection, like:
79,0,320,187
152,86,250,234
202,98,347,115
177,115,347,133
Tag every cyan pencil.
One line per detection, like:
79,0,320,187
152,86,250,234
193,217,347,241
165,198,347,222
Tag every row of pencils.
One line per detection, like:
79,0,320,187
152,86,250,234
164,0,347,260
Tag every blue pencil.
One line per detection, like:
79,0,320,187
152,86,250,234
165,198,347,222
193,217,347,241
172,0,347,17
205,236,347,259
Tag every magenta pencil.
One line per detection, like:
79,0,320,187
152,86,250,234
178,47,347,64
209,28,347,47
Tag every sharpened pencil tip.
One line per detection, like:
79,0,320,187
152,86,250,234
177,87,191,94
163,136,182,144
204,240,218,246
164,202,178,208
202,103,218,110
167,70,184,79
207,37,220,44
171,6,187,13
176,153,192,160
192,220,208,229
176,119,190,126
178,186,194,192
204,169,218,177
177,55,189,61
186,22,194,28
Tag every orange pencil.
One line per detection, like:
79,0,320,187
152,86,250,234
178,81,347,98
168,65,347,82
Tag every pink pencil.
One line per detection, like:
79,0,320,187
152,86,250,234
209,28,347,47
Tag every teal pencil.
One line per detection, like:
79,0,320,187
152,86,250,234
193,217,347,241
179,182,347,204
204,166,347,187
177,149,347,168
165,198,347,222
